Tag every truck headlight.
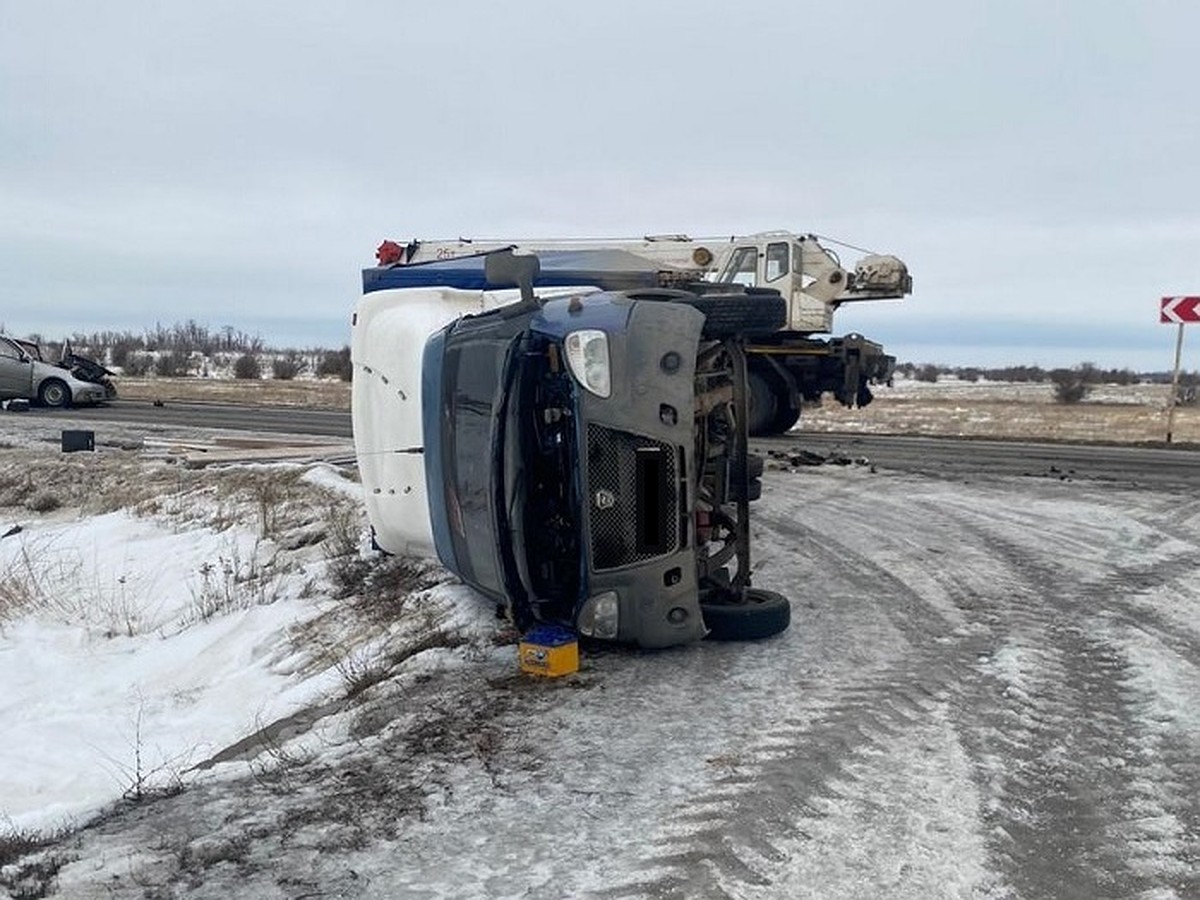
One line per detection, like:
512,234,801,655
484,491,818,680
564,330,611,398
576,591,619,639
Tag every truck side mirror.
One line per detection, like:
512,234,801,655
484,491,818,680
484,249,541,304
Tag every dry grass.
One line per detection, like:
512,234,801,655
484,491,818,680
802,383,1200,445
117,376,350,409
0,826,70,899
0,449,346,537
0,447,374,648
0,454,178,516
0,544,44,624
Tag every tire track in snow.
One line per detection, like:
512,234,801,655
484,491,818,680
601,473,1200,899
1087,558,1200,673
934,495,1200,899
827,479,1200,899
1098,625,1200,900
595,652,980,899
967,620,1156,899
598,484,1002,898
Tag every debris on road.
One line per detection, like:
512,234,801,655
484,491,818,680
518,625,580,678
766,446,872,469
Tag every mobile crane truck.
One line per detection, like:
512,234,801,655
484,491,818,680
373,232,912,435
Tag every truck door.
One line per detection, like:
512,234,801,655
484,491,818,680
762,240,790,288
0,338,34,399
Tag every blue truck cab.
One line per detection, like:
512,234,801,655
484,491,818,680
353,250,790,648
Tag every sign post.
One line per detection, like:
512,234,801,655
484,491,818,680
1160,296,1200,443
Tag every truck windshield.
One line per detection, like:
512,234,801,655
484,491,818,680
433,310,582,623
717,246,758,287
440,326,523,598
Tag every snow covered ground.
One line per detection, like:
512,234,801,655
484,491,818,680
802,376,1200,445
2,416,1199,899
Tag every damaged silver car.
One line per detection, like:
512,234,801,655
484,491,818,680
0,335,109,407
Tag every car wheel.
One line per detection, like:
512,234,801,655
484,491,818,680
38,379,70,408
701,588,790,641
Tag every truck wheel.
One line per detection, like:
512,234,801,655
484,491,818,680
730,452,764,481
747,370,779,435
741,478,762,501
771,405,800,433
701,589,790,641
675,293,786,340
747,453,764,478
730,454,763,501
38,379,70,408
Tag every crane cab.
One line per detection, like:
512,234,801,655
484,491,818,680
710,234,910,335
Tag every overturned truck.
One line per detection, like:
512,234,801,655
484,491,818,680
352,249,792,647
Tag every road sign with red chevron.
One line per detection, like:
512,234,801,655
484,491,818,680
1161,296,1200,323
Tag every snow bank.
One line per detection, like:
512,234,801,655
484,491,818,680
0,511,339,832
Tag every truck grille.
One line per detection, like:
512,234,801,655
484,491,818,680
586,425,679,570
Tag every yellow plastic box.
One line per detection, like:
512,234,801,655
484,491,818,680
519,625,580,677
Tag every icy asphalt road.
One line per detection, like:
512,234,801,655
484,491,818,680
31,398,1200,489
36,397,355,438
27,450,1199,900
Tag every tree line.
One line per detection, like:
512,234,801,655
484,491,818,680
17,320,352,382
896,362,1199,404
9,319,1198,398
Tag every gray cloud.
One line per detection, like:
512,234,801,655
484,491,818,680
3,1,1199,365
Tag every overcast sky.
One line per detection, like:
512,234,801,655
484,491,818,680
3,1,1199,369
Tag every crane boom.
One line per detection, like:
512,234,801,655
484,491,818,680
365,230,912,435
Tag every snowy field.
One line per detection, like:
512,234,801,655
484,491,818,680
2,412,1199,898
803,377,1200,445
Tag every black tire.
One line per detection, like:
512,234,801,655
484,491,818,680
747,453,764,479
624,288,694,302
727,477,762,501
741,477,762,502
728,454,764,501
770,405,800,434
38,379,70,408
675,293,786,340
747,369,779,435
701,589,791,641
